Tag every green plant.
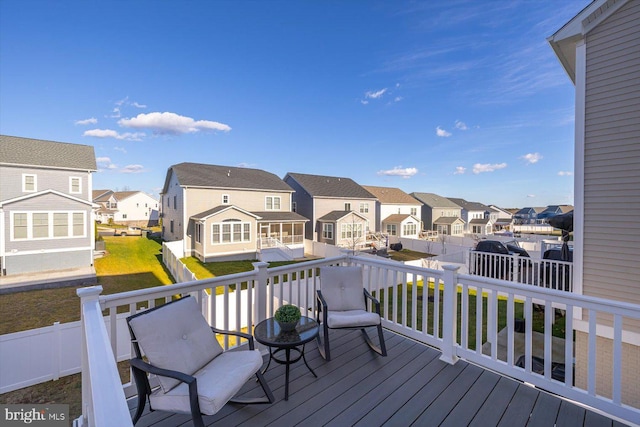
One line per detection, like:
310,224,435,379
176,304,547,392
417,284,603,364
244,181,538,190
274,304,301,323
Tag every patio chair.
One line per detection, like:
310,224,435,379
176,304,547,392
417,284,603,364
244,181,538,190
127,296,274,427
316,265,387,361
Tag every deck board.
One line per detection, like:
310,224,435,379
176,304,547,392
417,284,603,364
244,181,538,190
128,329,620,427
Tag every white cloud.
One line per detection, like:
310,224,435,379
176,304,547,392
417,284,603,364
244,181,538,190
360,100,369,105
110,107,121,118
377,166,418,179
83,129,145,141
455,120,468,130
96,156,118,170
454,166,466,175
473,162,507,174
118,112,231,134
521,152,543,164
132,102,147,108
365,88,387,99
394,96,403,102
114,146,127,153
121,164,145,174
75,117,97,125
527,194,536,198
558,171,573,176
436,126,452,137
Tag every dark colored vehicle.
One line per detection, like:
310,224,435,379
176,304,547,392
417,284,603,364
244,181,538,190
540,247,573,290
472,240,530,280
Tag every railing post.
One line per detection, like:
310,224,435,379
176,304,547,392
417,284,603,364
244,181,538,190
76,285,104,427
440,265,460,365
253,262,269,324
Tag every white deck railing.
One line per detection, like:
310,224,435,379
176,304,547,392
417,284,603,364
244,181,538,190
77,254,640,426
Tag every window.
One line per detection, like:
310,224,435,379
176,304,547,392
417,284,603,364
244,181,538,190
170,220,174,233
167,197,170,207
54,213,68,237
122,214,127,219
23,174,37,192
411,207,417,216
32,213,49,238
69,177,81,194
72,213,84,236
386,224,397,236
341,223,363,239
195,223,202,243
403,223,417,236
345,203,351,211
359,203,369,214
265,196,281,210
211,220,251,244
173,196,177,209
222,194,230,204
13,213,28,239
322,223,333,240
292,202,297,212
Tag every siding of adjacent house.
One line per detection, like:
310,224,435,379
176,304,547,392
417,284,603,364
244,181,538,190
194,208,259,261
0,165,91,201
312,198,375,240
582,0,640,313
162,171,185,242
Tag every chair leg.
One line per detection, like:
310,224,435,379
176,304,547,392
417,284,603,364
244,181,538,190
360,325,387,357
131,366,150,425
229,371,274,404
316,322,331,361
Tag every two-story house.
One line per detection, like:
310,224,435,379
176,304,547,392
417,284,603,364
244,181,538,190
536,204,574,222
161,162,307,262
411,192,465,236
0,135,97,275
447,197,493,235
549,0,640,406
512,207,546,225
93,190,159,226
284,172,377,249
489,205,514,232
362,185,421,239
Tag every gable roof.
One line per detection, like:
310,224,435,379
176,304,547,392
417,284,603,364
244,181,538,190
317,210,368,222
447,197,489,212
285,172,375,199
0,135,97,171
0,189,98,208
164,162,294,193
411,192,460,209
191,205,259,221
548,0,630,83
433,216,465,225
362,185,419,204
383,213,420,224
93,189,113,201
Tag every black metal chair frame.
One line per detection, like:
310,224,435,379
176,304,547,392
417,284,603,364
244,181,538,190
315,288,387,361
127,301,274,427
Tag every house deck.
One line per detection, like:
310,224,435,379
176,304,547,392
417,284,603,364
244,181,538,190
130,329,624,427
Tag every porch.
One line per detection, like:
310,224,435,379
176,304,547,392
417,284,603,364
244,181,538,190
129,328,624,427
76,254,640,426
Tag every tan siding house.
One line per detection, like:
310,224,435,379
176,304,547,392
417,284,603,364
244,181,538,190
549,0,640,406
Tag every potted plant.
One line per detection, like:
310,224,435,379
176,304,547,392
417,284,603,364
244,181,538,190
274,304,301,332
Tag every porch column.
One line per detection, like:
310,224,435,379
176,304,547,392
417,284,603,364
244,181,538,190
440,265,460,365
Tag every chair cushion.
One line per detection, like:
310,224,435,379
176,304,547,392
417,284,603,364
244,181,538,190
128,297,224,393
327,310,381,328
320,266,366,311
149,349,263,415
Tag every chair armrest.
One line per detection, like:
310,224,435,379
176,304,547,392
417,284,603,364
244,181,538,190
210,327,255,350
363,289,382,315
130,357,196,385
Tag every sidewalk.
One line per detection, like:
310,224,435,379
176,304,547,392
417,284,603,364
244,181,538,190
0,266,97,294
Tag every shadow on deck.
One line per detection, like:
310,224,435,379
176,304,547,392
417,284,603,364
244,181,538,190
129,329,624,426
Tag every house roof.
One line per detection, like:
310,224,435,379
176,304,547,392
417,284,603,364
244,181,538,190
252,211,309,222
93,190,113,201
361,185,418,204
548,0,628,83
447,197,489,212
165,162,294,193
434,216,465,225
317,210,368,222
382,213,419,224
191,205,259,221
0,135,97,171
469,218,490,225
411,192,460,209
285,172,375,199
113,191,140,201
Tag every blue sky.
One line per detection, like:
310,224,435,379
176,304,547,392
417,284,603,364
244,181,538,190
0,0,587,208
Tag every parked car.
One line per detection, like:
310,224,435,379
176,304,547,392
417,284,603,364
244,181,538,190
472,240,530,280
540,247,573,290
118,226,143,236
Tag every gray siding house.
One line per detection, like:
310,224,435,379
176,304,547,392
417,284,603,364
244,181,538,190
447,197,493,235
284,172,377,248
0,135,97,275
549,0,640,406
362,185,421,239
411,192,465,236
161,163,307,262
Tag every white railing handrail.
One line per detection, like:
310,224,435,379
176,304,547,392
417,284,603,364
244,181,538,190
77,287,132,427
78,254,640,426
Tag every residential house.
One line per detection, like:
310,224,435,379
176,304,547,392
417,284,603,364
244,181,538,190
410,192,464,236
447,197,494,235
0,135,97,275
489,204,514,232
284,172,377,249
93,190,159,226
512,206,546,225
549,0,640,406
161,162,307,262
362,185,422,239
536,204,574,222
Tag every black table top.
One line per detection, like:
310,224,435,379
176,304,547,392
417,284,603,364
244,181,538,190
254,316,319,348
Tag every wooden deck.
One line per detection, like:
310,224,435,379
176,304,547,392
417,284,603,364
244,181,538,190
130,329,625,427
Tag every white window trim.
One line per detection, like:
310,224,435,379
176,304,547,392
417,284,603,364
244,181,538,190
265,196,281,211
69,176,82,194
222,194,230,205
359,203,369,214
210,221,252,244
10,210,87,241
322,223,333,239
22,174,37,193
